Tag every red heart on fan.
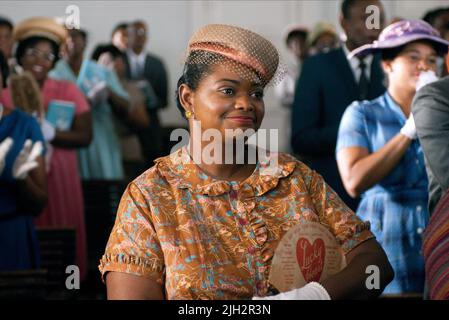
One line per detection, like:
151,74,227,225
296,237,325,283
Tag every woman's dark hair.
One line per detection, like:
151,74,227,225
15,36,60,67
286,30,308,47
111,22,128,37
175,51,223,118
0,16,13,31
341,0,360,20
73,28,88,42
381,45,406,61
381,40,441,62
0,51,9,88
422,7,449,27
91,43,125,61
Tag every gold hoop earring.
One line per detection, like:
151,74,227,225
185,110,193,119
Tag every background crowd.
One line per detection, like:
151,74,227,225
0,0,449,299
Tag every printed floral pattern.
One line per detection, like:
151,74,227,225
99,147,373,299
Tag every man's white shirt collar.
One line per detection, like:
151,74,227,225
343,44,373,82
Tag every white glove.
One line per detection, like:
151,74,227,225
416,70,439,91
87,81,109,105
41,118,56,142
252,282,331,300
0,137,14,175
12,139,43,180
400,114,417,140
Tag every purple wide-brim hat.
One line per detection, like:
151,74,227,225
349,19,449,59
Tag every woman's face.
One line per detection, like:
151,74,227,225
64,30,86,59
181,63,265,142
112,29,128,51
314,33,338,54
20,40,55,84
383,41,438,92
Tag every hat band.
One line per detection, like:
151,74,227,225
18,30,62,45
189,42,269,83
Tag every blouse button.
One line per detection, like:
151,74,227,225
417,227,423,235
416,205,422,212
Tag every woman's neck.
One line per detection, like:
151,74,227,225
388,85,415,117
68,55,83,76
34,77,46,89
188,141,257,182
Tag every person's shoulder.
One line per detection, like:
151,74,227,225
273,152,310,175
348,94,385,113
278,152,320,181
48,59,66,77
131,152,177,192
145,52,165,66
11,110,42,137
10,108,35,123
301,48,344,77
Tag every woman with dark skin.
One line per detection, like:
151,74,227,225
51,28,132,180
2,17,92,279
101,24,393,300
0,51,47,269
18,38,92,147
62,29,130,120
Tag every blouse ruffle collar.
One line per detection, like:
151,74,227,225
154,147,297,197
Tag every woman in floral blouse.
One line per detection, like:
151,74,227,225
99,24,393,300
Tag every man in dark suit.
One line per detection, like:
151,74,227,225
413,76,449,215
291,0,386,210
125,20,168,165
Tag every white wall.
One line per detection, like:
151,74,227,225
1,0,448,151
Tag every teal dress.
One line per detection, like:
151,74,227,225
50,59,129,180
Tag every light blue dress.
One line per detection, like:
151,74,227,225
50,59,129,180
336,93,429,294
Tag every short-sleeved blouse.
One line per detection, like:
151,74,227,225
99,148,374,299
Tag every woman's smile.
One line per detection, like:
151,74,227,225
225,114,256,125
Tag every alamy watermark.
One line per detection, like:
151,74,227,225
365,265,380,290
365,5,382,30
55,5,81,30
169,120,280,171
65,265,80,290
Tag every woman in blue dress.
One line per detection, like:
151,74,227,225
336,20,449,294
0,51,47,270
50,28,130,180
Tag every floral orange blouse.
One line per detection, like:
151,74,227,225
99,147,374,299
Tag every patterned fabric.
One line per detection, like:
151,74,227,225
99,147,374,300
50,59,129,180
423,189,449,300
336,92,429,294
